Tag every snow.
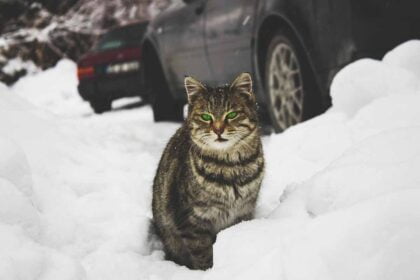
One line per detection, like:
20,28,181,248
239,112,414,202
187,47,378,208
10,59,90,117
1,40,420,279
2,57,39,76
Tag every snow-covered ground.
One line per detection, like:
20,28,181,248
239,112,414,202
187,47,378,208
1,41,420,280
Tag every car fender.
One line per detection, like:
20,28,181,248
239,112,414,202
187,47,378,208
142,25,179,100
253,0,334,105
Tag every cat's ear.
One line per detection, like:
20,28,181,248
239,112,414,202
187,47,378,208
184,76,206,103
230,72,254,100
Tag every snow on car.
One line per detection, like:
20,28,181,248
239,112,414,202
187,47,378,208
0,41,419,280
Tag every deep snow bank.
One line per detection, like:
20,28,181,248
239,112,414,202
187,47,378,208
0,79,179,279
10,59,91,117
0,40,420,280
217,40,420,280
0,87,85,279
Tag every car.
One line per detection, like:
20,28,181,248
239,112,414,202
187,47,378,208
77,21,149,113
142,0,420,132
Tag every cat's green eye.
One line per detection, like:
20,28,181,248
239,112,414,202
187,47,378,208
201,114,212,121
226,111,238,120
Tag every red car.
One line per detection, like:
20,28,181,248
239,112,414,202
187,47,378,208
77,21,149,113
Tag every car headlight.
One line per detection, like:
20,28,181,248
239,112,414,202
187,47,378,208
106,61,140,74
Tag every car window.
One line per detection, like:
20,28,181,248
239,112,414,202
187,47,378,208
94,23,148,51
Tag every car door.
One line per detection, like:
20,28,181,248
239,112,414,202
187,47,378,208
204,0,256,85
158,0,213,97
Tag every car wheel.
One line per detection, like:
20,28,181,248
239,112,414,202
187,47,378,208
151,82,183,122
90,99,112,114
264,30,320,132
147,52,183,122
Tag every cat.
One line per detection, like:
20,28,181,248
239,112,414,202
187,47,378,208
152,72,264,270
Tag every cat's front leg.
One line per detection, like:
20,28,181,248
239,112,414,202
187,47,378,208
180,225,215,270
232,210,254,226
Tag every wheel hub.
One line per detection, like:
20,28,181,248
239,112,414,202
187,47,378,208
268,43,304,131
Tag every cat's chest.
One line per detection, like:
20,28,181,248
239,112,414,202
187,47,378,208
189,184,254,222
189,159,262,201
191,188,256,232
189,164,261,232
187,151,263,228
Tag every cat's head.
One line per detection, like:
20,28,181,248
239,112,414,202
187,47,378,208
185,73,259,151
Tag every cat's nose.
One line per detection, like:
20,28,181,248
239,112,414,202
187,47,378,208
212,121,225,136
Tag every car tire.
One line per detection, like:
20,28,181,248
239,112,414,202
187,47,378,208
90,99,112,114
147,52,183,122
150,82,183,122
264,29,321,133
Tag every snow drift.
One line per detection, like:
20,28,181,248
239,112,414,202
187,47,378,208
0,40,420,280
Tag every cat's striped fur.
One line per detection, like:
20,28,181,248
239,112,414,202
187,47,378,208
152,73,264,270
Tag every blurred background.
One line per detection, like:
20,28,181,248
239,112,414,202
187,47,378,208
0,0,171,84
1,0,420,132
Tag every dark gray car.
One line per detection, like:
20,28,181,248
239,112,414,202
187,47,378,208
143,0,420,132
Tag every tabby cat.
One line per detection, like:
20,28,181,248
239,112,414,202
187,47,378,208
152,73,264,270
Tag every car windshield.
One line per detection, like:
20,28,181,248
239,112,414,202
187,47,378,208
94,22,148,51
